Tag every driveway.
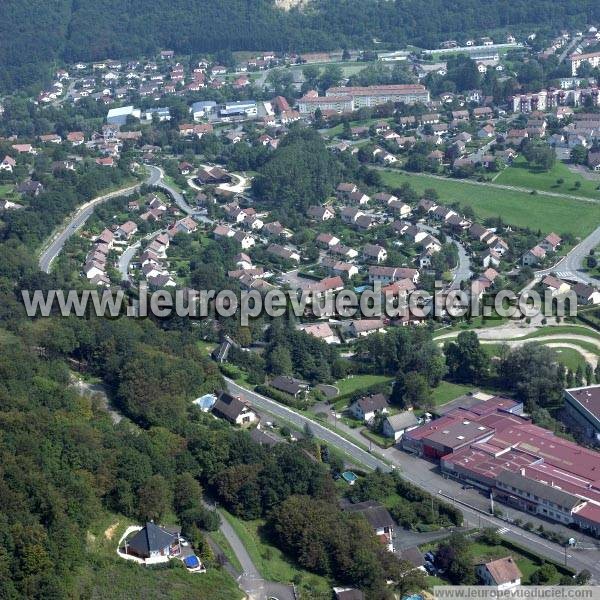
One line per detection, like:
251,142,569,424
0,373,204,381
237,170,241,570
203,500,294,600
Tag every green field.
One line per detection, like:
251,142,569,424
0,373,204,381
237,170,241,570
334,374,394,398
75,512,242,600
430,381,474,406
496,156,600,200
379,170,598,237
484,340,595,371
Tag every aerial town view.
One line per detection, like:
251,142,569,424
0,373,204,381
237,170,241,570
2,1,600,599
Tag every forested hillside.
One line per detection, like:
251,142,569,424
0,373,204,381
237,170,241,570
2,0,600,91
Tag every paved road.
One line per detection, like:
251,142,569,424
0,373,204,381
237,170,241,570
38,167,162,273
117,240,141,283
38,178,151,273
536,225,600,286
39,165,214,274
559,36,582,64
226,378,388,472
418,223,471,289
450,239,472,289
227,378,600,580
148,164,214,225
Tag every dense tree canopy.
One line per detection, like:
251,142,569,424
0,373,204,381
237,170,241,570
3,0,600,91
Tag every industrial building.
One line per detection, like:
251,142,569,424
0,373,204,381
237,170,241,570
402,394,600,536
563,385,600,445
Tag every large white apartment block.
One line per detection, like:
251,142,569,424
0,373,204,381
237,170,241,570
570,51,600,76
298,84,430,114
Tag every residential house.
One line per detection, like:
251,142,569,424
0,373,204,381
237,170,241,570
369,266,419,285
348,191,370,205
468,223,493,243
330,244,358,259
341,207,363,224
382,412,419,441
0,155,16,172
263,221,287,238
316,233,340,248
349,393,389,423
348,318,386,338
388,200,412,218
477,557,522,591
213,224,235,239
588,151,600,171
355,214,375,230
116,221,138,239
522,245,546,266
212,392,257,427
270,376,309,399
481,249,501,268
121,522,181,565
301,322,338,344
232,230,255,250
478,123,495,138
573,283,600,305
539,232,562,253
336,182,358,199
333,588,365,600
267,244,300,262
17,180,44,196
542,275,571,296
373,192,397,205
363,244,387,263
332,261,359,279
344,500,395,552
308,205,335,221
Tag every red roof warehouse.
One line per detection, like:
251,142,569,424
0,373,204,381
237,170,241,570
402,394,600,536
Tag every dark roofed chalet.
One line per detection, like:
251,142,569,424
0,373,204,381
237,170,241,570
213,391,257,426
125,522,180,559
344,500,395,531
270,375,309,398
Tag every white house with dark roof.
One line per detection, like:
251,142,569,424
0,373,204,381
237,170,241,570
349,393,389,422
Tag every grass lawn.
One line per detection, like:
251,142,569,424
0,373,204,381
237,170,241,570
220,511,331,596
75,512,242,600
378,170,598,237
466,541,561,584
430,381,475,406
361,428,395,448
484,341,594,370
209,529,242,572
495,156,600,200
550,347,588,370
0,183,15,196
334,374,394,398
196,339,217,356
522,324,600,342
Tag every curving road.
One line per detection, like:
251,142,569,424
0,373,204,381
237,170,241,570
38,168,161,273
535,225,600,286
38,165,215,274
